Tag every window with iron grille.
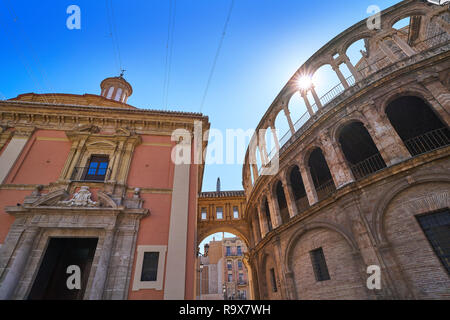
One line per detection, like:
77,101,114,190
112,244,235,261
85,155,109,181
310,248,331,282
141,252,159,282
416,209,450,275
269,268,278,292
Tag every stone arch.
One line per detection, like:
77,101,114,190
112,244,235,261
259,251,282,300
197,226,251,249
330,115,370,146
378,85,434,113
340,31,375,56
372,174,450,299
284,221,366,300
384,9,430,30
284,221,359,273
372,172,450,245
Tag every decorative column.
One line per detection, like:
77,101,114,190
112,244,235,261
256,203,269,238
283,105,296,135
281,174,298,219
310,85,323,109
418,74,450,125
319,132,354,188
342,54,362,82
362,102,411,166
266,188,283,228
0,126,34,184
297,159,318,206
330,60,350,89
391,33,416,57
0,227,39,300
300,90,315,116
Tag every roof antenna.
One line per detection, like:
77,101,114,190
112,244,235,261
119,69,126,78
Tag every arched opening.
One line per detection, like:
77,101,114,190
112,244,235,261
261,254,282,300
313,64,346,107
338,121,386,180
344,38,368,79
287,91,311,132
197,232,253,301
275,181,290,224
262,197,273,232
275,110,291,147
308,148,336,201
385,96,449,156
289,165,309,213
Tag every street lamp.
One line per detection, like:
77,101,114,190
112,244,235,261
222,283,227,301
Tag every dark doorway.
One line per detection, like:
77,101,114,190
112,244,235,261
308,148,336,201
28,238,98,300
339,121,386,179
289,166,309,212
385,96,449,156
275,181,290,224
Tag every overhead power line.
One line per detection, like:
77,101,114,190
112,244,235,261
106,0,124,74
199,0,235,113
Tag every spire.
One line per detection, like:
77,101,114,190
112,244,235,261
216,177,221,192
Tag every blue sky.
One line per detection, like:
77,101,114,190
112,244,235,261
0,0,400,193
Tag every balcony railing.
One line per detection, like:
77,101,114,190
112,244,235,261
404,128,450,157
315,179,336,202
349,153,387,181
70,167,111,182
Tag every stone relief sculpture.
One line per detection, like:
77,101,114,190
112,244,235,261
58,186,98,207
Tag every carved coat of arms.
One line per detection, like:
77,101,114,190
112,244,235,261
58,186,98,207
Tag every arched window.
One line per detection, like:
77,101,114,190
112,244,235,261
385,96,449,156
338,121,386,180
275,181,290,224
308,148,336,201
289,166,309,213
114,88,123,101
263,198,273,232
106,87,115,99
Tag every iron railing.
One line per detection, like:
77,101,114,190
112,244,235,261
404,128,450,157
315,179,336,202
349,153,387,181
70,167,111,182
256,32,449,175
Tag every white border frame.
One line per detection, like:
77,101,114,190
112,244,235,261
132,245,167,291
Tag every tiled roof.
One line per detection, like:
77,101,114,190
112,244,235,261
199,190,245,198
